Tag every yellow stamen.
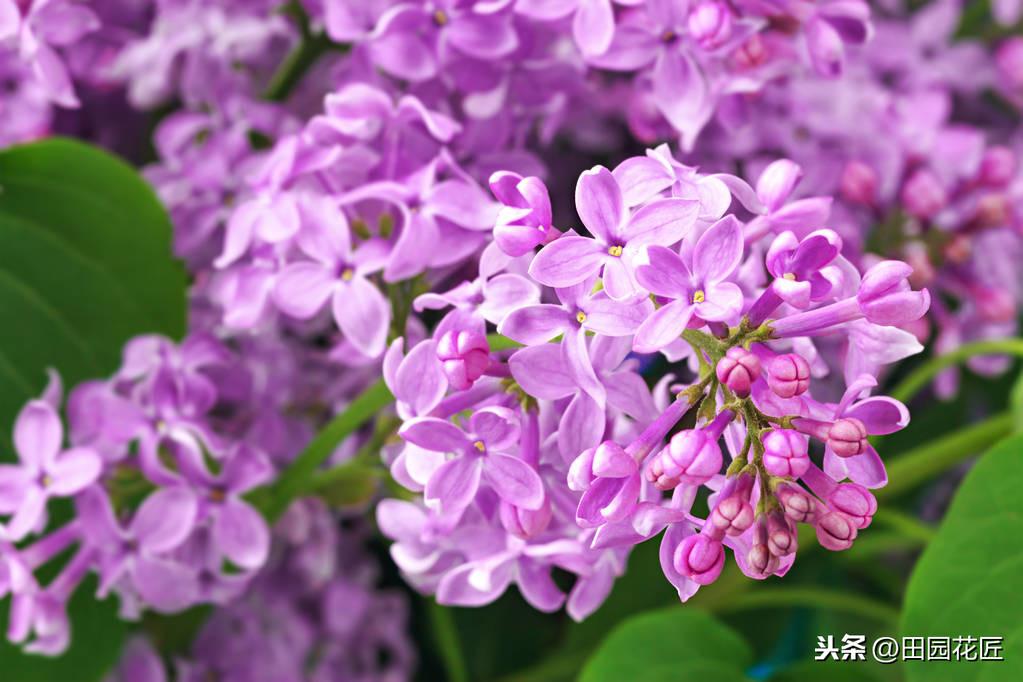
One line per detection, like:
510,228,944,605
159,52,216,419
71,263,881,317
341,268,355,282
782,272,796,281
692,290,706,304
472,440,486,452
576,311,587,324
608,245,623,257
433,9,449,25
41,475,53,488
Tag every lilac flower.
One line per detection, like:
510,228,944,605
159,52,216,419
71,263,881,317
399,407,543,519
0,0,100,107
367,1,518,82
180,444,274,570
632,216,744,352
489,171,557,257
78,486,200,613
529,165,699,300
272,197,391,358
795,375,909,488
500,276,653,402
0,401,101,540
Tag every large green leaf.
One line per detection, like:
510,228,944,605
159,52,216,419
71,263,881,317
0,138,188,680
901,433,1023,682
579,608,754,682
0,137,187,434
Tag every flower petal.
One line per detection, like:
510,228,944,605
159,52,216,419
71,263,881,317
483,453,545,509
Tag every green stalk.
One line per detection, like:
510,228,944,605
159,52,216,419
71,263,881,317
255,379,393,521
428,600,470,682
878,411,1013,499
263,4,348,102
890,339,1023,403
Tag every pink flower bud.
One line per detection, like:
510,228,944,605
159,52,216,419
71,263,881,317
827,483,876,529
747,542,778,577
646,429,723,490
766,512,797,556
767,353,811,398
688,1,733,49
733,34,767,70
436,330,490,390
857,260,930,326
901,169,947,220
827,417,868,457
674,534,725,585
839,160,878,206
775,483,817,523
762,429,810,478
815,510,857,551
499,496,552,539
978,146,1016,187
715,347,761,398
709,492,755,536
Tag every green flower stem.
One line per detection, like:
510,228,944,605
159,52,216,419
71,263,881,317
428,599,470,682
263,3,348,101
708,586,900,625
878,411,1013,500
890,339,1023,403
255,378,393,521
871,508,936,544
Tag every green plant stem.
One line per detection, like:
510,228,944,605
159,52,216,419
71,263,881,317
707,587,899,625
871,508,936,543
878,411,1013,499
263,5,346,101
428,600,470,682
255,378,393,521
890,339,1023,403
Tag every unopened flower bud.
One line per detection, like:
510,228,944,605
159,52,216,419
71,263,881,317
688,1,733,49
767,353,811,398
674,534,725,584
827,417,868,457
733,34,766,70
901,169,947,220
766,512,797,556
839,160,878,207
815,510,858,551
828,483,876,529
775,483,817,523
499,496,552,539
747,542,778,577
709,492,755,536
762,429,810,478
978,146,1016,187
715,346,761,398
436,330,490,390
857,260,930,326
647,429,723,489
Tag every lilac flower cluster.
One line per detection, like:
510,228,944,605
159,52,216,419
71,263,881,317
0,335,290,652
378,149,929,612
690,0,1023,395
0,0,1010,669
106,499,414,682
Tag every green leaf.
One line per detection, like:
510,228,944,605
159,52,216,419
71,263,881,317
0,577,128,682
0,138,188,679
1010,371,1023,433
0,137,186,433
579,607,754,682
901,433,1023,682
769,660,889,682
